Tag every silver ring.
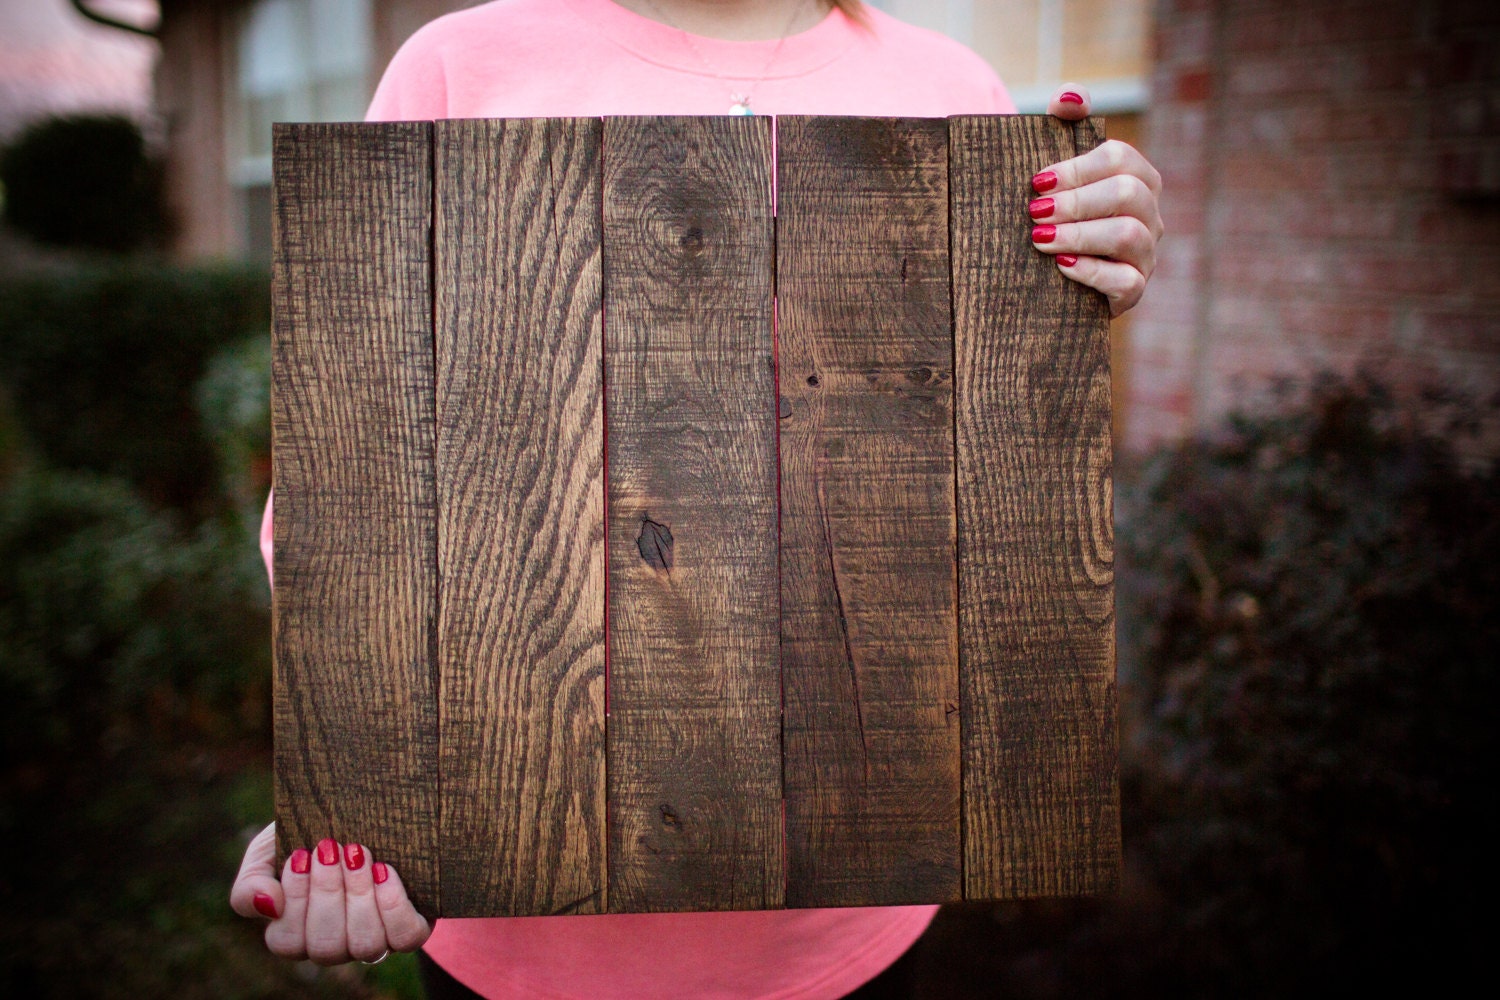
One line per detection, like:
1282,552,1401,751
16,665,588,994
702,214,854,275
360,949,390,966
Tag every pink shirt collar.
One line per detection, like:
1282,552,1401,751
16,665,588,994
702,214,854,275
559,0,860,80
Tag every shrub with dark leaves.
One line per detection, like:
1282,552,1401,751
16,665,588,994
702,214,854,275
0,262,269,515
0,115,168,253
1116,377,1498,992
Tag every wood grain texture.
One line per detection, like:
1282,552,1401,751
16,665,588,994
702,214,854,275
602,116,784,912
271,122,440,913
777,117,962,907
433,118,606,917
949,115,1120,899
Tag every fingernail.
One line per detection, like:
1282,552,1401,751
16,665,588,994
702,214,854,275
1060,91,1084,105
1032,225,1057,244
372,862,389,885
316,838,339,867
1032,170,1058,193
344,842,365,871
289,848,311,875
1057,254,1079,267
253,891,279,919
1028,197,1054,219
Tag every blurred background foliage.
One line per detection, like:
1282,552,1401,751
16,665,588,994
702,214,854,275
917,378,1497,997
0,115,421,998
0,112,1494,997
0,115,170,254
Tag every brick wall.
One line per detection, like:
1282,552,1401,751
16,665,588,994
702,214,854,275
1127,0,1500,453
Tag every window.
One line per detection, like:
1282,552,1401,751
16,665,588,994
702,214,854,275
869,0,1150,113
230,0,373,258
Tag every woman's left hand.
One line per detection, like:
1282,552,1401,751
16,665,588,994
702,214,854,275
1035,83,1164,317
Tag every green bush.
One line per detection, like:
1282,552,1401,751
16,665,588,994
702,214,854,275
196,333,272,527
0,467,268,767
0,262,270,515
920,379,1498,998
0,115,168,252
1114,377,1498,992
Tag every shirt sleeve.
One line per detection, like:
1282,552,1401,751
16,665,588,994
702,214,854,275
260,490,274,585
365,22,451,121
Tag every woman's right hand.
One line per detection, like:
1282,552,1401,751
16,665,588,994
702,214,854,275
229,822,432,965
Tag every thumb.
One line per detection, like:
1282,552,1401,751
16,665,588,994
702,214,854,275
230,821,286,920
1047,83,1091,120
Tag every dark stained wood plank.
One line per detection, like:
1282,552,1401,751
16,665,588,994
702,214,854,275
776,116,962,908
432,118,606,917
949,115,1120,899
271,122,440,913
602,116,783,912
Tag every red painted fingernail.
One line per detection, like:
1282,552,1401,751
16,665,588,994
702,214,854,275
1032,225,1057,244
253,891,279,919
316,838,339,866
344,842,365,870
1060,91,1084,105
1032,170,1058,193
372,862,389,885
289,848,311,875
1057,254,1079,267
1028,197,1054,219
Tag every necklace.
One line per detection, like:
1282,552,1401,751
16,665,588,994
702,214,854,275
637,0,813,115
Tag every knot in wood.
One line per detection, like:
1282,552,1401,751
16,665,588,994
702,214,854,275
637,517,674,572
658,804,684,830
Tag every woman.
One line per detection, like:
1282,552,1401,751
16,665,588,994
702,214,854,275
232,1,1163,996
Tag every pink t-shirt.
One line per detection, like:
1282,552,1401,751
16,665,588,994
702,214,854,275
264,1,1013,996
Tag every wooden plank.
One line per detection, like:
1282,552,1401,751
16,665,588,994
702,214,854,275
949,115,1120,899
432,118,606,917
776,116,962,907
271,122,440,913
602,116,783,912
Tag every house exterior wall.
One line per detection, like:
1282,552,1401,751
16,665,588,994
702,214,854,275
156,0,477,259
1129,0,1500,452
157,0,239,258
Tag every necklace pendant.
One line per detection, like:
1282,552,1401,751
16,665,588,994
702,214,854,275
729,94,753,116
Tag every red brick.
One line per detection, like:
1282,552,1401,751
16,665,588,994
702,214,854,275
1410,309,1500,354
1227,53,1345,98
1134,276,1202,324
1351,43,1426,92
1334,148,1430,188
1277,298,1395,342
1157,12,1214,65
1292,3,1417,48
1209,294,1279,329
1223,9,1296,54
1465,253,1500,300
1174,68,1214,103
1220,103,1334,150
1325,250,1470,298
1412,205,1500,248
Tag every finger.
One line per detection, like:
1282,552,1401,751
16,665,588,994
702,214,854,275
1047,82,1090,120
1029,173,1163,240
1056,254,1148,317
304,838,350,965
341,844,388,963
372,861,433,953
1034,139,1162,198
1032,216,1156,276
265,847,312,960
230,822,285,921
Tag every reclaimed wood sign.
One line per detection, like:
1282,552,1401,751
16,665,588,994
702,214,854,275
271,115,1117,918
